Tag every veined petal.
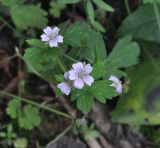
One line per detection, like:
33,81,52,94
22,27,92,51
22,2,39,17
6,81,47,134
74,78,84,89
57,82,71,95
83,75,94,86
52,26,60,35
49,40,58,47
41,34,50,41
69,70,78,80
83,64,93,74
116,84,122,93
55,35,63,43
72,62,83,71
109,75,119,83
43,27,53,36
64,72,70,80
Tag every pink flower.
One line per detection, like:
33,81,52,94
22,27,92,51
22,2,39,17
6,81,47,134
109,75,122,93
69,62,94,89
57,72,71,95
41,26,63,47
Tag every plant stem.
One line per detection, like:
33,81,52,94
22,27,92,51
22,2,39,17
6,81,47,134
153,2,160,30
0,90,73,119
57,58,66,73
0,16,14,30
0,54,17,65
124,0,131,15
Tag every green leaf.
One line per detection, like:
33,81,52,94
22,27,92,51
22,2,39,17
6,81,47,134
89,80,117,103
92,0,114,12
14,138,28,148
63,22,90,47
49,1,66,18
6,98,21,119
58,0,81,4
92,61,106,80
87,0,95,22
19,105,41,130
11,4,48,29
112,46,160,125
26,39,46,48
91,20,105,32
143,0,160,3
82,29,107,62
24,45,60,81
72,89,94,113
2,0,21,7
55,75,65,82
117,5,160,43
107,36,140,69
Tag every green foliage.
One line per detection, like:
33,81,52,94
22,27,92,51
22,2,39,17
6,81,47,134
82,124,100,140
6,98,21,119
143,0,160,3
14,138,28,148
6,98,41,130
92,0,114,12
87,0,94,22
11,4,48,29
0,124,17,146
19,105,41,130
63,22,90,47
111,46,160,125
140,126,160,145
2,0,21,7
89,80,117,103
49,1,66,18
58,0,81,4
72,89,94,114
117,5,160,43
24,39,60,81
106,36,140,78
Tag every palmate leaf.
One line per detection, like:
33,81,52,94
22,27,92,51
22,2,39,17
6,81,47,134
106,36,140,78
117,5,160,43
63,22,90,47
6,98,21,119
24,39,61,81
11,4,47,29
89,80,117,103
19,105,41,130
72,89,94,114
2,0,21,7
112,45,160,125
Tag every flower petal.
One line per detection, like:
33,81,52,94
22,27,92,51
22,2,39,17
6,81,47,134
72,62,83,71
57,82,71,95
41,34,50,41
64,72,69,80
52,26,60,35
116,84,122,93
55,35,63,43
74,78,84,89
43,26,53,36
83,75,94,86
109,75,119,83
83,64,93,74
69,70,78,80
49,40,58,47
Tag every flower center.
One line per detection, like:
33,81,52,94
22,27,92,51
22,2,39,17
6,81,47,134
78,70,85,78
49,34,56,40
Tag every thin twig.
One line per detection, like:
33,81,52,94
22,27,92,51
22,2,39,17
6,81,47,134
49,83,76,118
0,91,73,119
124,0,131,15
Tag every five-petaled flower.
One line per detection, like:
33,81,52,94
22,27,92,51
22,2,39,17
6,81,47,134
57,72,71,95
69,62,94,89
109,75,122,93
41,26,63,47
